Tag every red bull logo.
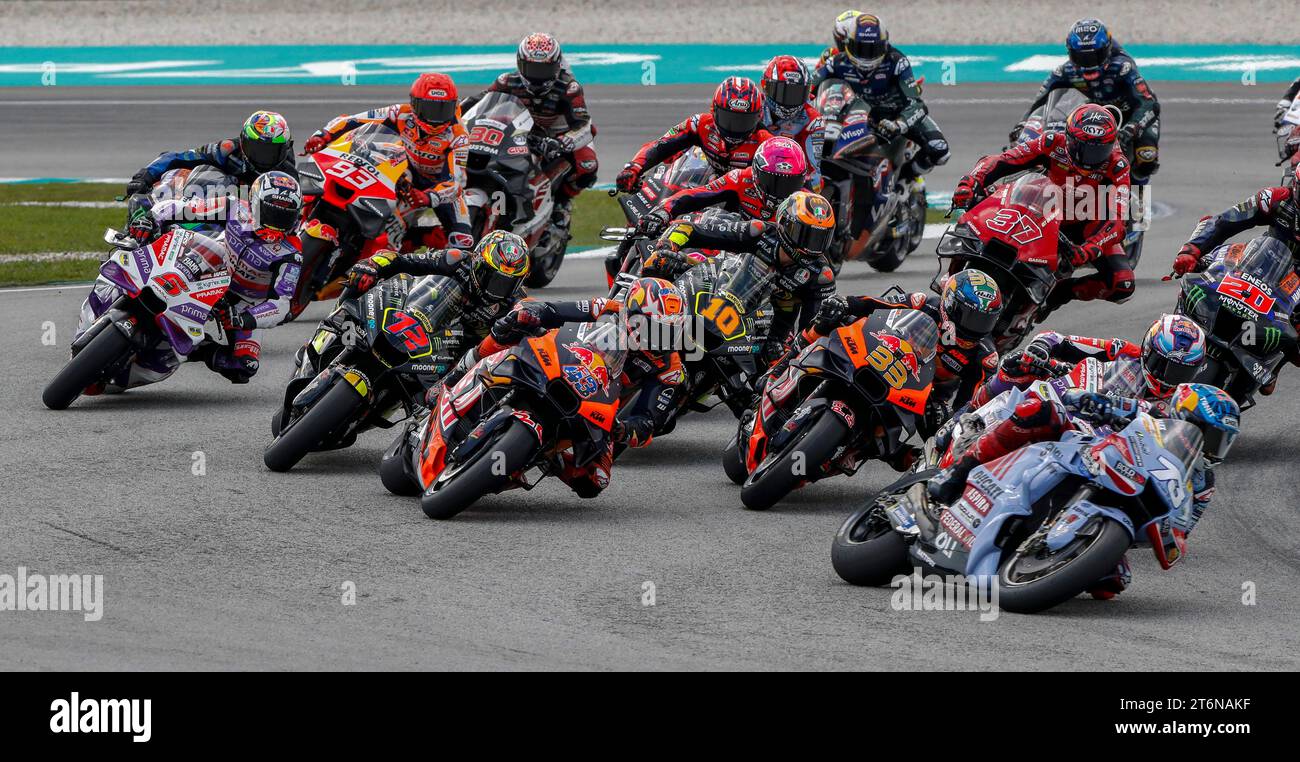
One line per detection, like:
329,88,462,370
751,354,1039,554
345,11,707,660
563,343,609,397
871,331,919,379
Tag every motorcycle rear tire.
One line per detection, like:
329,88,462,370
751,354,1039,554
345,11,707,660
419,417,538,520
721,432,748,486
740,410,846,511
263,381,363,473
42,325,131,410
379,428,421,496
997,517,1131,614
831,504,912,586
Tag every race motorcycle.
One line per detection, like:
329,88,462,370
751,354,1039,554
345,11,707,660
815,79,927,273
1274,96,1300,188
1175,236,1300,408
734,309,937,510
934,173,1073,353
380,318,625,519
458,91,576,289
831,359,1218,614
1011,88,1147,265
600,146,717,289
42,228,232,410
264,273,469,472
294,123,410,314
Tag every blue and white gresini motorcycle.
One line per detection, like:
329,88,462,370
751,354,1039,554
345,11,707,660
832,365,1238,614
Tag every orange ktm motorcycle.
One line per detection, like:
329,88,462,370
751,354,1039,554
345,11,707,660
380,319,625,519
733,308,937,510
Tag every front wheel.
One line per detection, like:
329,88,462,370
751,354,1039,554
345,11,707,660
42,324,132,410
379,427,421,496
997,517,1131,614
419,417,539,519
740,409,847,511
263,380,364,472
525,227,566,288
721,431,748,486
831,504,912,586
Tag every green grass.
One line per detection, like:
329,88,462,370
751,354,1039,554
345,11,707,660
0,183,951,287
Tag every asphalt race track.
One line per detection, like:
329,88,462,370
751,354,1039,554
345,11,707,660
2,83,1298,670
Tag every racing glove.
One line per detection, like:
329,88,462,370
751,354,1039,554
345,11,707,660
126,207,158,242
811,295,850,334
637,207,671,237
556,133,577,153
1070,241,1103,267
1008,122,1025,144
1118,122,1140,147
1172,243,1202,276
616,162,644,193
1062,389,1139,424
875,118,904,141
213,303,256,332
125,169,156,197
302,132,330,154
641,245,690,279
344,252,395,293
951,175,980,209
490,306,545,344
614,417,655,448
401,185,432,209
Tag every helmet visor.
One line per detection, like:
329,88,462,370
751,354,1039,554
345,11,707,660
1201,426,1237,462
1143,348,1201,391
256,198,299,233
952,304,1000,338
241,137,286,172
764,80,807,110
519,59,561,85
781,220,834,256
1068,135,1113,168
1069,47,1107,71
478,267,524,301
714,107,762,141
756,169,806,200
845,38,887,68
412,97,456,127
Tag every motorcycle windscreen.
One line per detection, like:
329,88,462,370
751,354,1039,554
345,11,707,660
659,147,716,192
465,92,534,173
1153,418,1203,487
691,254,776,347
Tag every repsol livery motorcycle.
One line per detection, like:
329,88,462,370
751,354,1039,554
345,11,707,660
264,274,468,472
1176,236,1300,408
736,309,937,510
935,174,1071,353
460,92,575,288
43,228,232,410
832,366,1213,614
382,319,624,519
295,123,409,313
816,79,926,273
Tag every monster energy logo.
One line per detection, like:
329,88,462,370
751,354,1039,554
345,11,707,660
1262,325,1281,353
1183,285,1207,312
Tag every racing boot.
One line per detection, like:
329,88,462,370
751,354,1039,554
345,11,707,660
1086,554,1132,600
927,451,979,504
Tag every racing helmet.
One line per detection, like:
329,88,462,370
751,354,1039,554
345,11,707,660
471,230,530,301
774,191,836,262
249,171,303,242
711,77,765,144
761,55,811,122
751,137,808,202
1169,383,1241,464
844,13,890,72
1141,314,1207,398
1064,104,1118,170
1067,18,1113,81
239,111,292,174
517,33,563,91
940,269,1004,340
410,73,460,132
625,277,687,352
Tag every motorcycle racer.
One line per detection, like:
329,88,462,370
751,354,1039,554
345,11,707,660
458,33,598,230
642,191,837,366
638,137,809,234
760,55,826,192
953,103,1135,310
343,230,531,352
809,13,950,181
303,73,473,250
616,77,775,191
125,110,296,200
1015,18,1161,182
801,269,1004,413
467,278,688,497
1174,164,1300,272
1274,76,1300,129
80,171,305,388
817,10,865,66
